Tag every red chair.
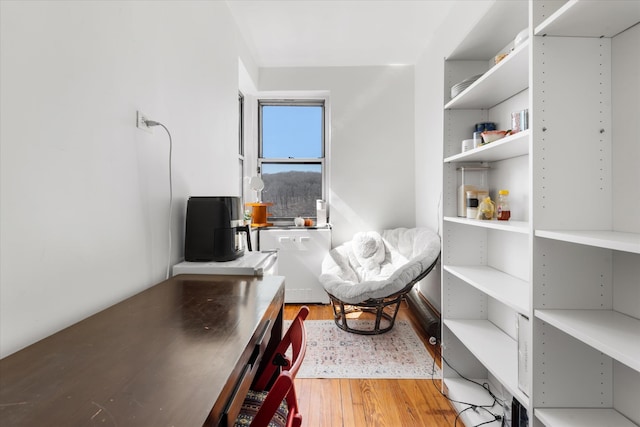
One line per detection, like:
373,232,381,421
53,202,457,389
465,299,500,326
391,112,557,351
234,306,309,427
252,305,309,390
234,370,300,427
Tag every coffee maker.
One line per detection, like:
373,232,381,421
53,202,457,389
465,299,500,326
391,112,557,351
184,196,251,262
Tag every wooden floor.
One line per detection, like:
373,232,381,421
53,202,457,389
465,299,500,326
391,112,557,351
284,303,462,427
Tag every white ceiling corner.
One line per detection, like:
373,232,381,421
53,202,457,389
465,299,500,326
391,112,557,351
226,0,462,68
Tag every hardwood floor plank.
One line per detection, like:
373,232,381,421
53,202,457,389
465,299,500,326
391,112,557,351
361,379,405,427
338,379,356,427
389,380,430,426
342,378,370,427
296,378,344,427
285,303,461,427
397,380,458,427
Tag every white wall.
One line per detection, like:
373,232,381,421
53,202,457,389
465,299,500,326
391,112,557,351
414,49,445,310
259,66,416,246
0,1,252,357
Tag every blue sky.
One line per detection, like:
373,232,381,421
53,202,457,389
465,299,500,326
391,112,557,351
261,105,323,161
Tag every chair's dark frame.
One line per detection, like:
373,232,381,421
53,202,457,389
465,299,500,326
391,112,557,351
326,255,440,335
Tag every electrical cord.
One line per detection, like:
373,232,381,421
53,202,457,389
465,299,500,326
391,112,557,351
430,337,503,407
144,119,174,280
456,405,502,427
428,337,505,427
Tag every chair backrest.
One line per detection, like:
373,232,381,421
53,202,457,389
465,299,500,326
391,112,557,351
238,370,302,427
253,306,309,391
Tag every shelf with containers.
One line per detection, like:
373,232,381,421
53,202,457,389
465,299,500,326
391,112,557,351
530,1,640,426
444,129,530,164
440,1,531,426
441,1,640,426
443,39,529,111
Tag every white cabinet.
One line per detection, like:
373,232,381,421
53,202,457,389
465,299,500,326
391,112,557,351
440,1,640,426
259,227,331,304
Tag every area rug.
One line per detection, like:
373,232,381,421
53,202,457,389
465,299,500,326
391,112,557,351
287,319,442,379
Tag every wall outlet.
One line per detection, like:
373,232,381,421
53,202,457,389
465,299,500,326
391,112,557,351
136,110,152,133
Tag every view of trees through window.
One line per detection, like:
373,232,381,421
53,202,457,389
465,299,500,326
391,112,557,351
261,164,322,217
259,101,325,219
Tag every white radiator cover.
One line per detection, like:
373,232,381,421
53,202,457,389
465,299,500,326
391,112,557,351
259,228,331,304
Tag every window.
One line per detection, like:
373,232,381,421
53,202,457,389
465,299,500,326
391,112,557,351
238,92,245,203
258,100,325,219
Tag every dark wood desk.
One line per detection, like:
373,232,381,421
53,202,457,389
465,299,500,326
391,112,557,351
0,274,285,426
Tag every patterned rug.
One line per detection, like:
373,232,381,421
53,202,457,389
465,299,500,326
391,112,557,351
288,319,442,379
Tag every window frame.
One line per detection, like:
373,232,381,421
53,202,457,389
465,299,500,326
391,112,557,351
257,98,327,221
238,91,245,205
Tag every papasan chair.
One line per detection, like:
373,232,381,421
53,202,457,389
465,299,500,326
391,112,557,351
319,227,440,335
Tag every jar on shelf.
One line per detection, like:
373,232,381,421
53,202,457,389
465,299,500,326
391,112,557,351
497,189,511,221
458,184,476,217
457,164,489,217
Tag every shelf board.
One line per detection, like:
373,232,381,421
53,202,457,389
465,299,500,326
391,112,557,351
445,130,529,163
444,378,504,427
535,309,640,372
535,0,640,38
535,408,638,427
535,230,640,254
445,217,530,234
447,0,528,60
444,319,529,407
445,40,529,110
444,265,530,316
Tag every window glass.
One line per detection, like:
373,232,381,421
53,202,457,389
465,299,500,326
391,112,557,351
261,163,322,218
258,100,325,220
261,105,323,158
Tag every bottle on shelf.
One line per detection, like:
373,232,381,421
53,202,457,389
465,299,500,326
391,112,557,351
497,189,511,221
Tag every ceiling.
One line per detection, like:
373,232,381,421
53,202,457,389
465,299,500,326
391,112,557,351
226,0,463,68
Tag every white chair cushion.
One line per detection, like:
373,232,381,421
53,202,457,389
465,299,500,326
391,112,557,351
320,227,440,304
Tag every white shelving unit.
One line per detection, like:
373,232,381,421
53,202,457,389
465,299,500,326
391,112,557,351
445,378,506,427
444,130,530,163
534,0,640,37
535,408,638,427
444,217,529,235
440,1,640,426
441,3,531,427
535,309,640,372
444,40,529,111
530,1,640,425
445,319,529,407
535,230,640,254
444,265,529,316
